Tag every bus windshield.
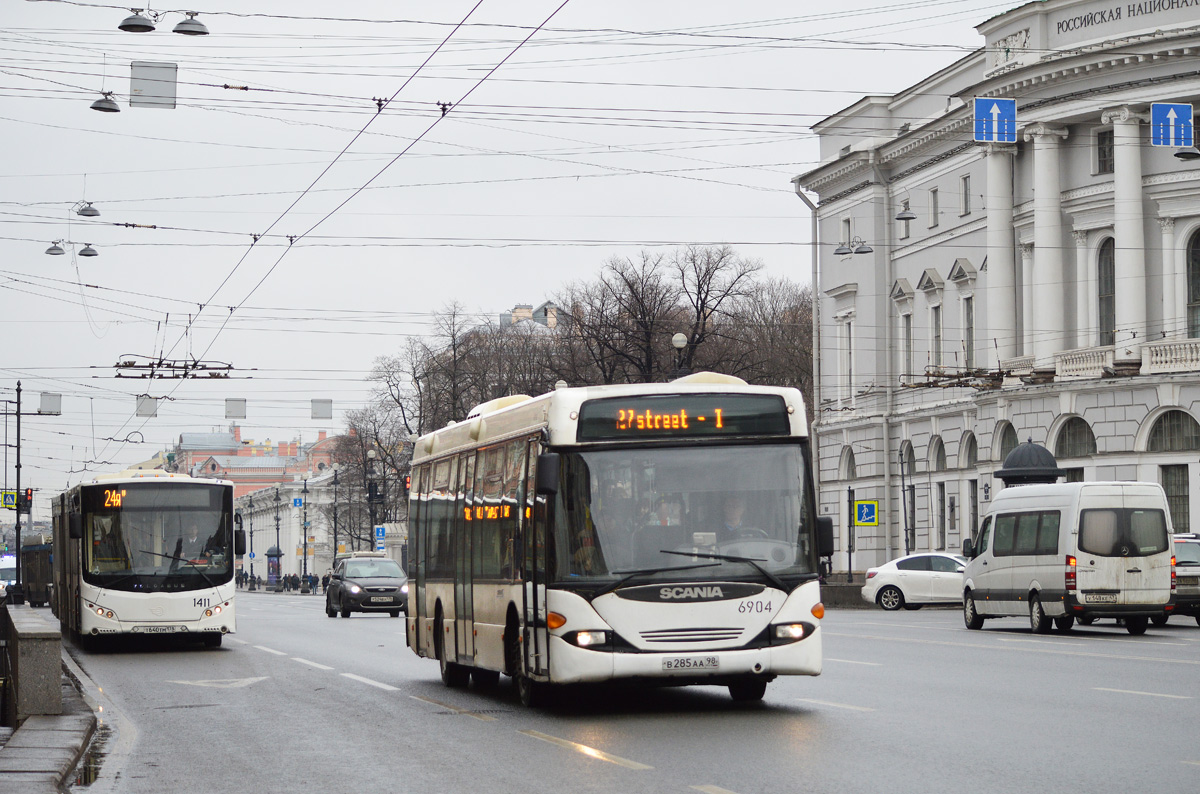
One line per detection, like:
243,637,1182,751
81,482,233,592
553,443,815,587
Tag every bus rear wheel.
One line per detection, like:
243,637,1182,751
728,678,767,702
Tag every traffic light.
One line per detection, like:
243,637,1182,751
403,475,411,496
18,487,33,514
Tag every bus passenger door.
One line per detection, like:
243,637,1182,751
454,453,476,664
523,442,550,678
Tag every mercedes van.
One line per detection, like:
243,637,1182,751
961,482,1175,635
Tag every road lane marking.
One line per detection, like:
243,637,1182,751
167,677,269,688
410,695,497,721
825,658,882,666
292,657,334,671
1094,687,1191,700
519,730,652,769
226,637,248,645
692,786,742,794
796,698,875,712
1183,760,1200,766
1000,636,1188,648
824,631,1200,666
254,645,287,656
340,673,398,691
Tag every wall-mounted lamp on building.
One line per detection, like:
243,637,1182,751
834,237,873,256
119,9,210,36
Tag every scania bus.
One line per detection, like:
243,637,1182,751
406,373,833,705
52,469,244,647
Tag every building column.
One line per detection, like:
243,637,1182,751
985,144,1017,368
1023,123,1069,369
1159,217,1182,336
1102,107,1149,362
1019,241,1034,357
1073,230,1090,348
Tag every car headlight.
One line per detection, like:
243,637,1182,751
347,584,362,595
400,584,409,594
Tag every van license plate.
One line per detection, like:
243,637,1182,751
1084,594,1117,603
662,656,719,671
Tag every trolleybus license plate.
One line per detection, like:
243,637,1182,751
1084,594,1117,603
135,626,180,633
662,655,719,671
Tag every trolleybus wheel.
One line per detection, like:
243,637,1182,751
202,633,222,648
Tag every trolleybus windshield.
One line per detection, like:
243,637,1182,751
80,482,233,591
553,443,815,589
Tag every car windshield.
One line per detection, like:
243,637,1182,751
81,482,233,592
1175,540,1200,565
345,559,404,579
551,442,816,587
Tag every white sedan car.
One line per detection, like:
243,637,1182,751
861,552,967,611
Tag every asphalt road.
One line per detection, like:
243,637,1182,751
64,592,1200,794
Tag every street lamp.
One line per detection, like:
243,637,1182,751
247,493,256,590
366,449,379,551
332,466,339,560
118,9,210,35
273,487,282,592
671,332,689,379
301,478,310,593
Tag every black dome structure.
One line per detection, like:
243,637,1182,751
995,439,1065,487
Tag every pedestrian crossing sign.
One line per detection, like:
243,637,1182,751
854,500,879,526
1,491,14,510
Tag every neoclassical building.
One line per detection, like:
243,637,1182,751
795,0,1200,570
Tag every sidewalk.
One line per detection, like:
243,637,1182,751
0,661,95,794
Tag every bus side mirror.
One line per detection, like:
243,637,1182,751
234,529,247,556
962,537,975,559
535,453,560,496
69,513,83,540
816,516,834,557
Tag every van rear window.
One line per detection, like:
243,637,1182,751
1079,509,1169,557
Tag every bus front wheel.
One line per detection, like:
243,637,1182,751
728,678,767,702
516,673,547,707
436,613,470,688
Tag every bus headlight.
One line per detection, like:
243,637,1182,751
773,623,809,642
88,603,116,620
204,605,224,618
563,630,610,650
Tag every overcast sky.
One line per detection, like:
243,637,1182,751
2,0,1013,504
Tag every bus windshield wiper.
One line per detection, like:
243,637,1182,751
659,549,788,593
592,563,721,598
139,548,218,589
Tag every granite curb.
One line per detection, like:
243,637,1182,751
0,662,96,794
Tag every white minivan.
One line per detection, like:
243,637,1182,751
961,482,1175,635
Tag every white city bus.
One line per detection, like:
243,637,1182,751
407,373,833,705
52,469,244,647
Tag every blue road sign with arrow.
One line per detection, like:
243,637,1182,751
1151,103,1193,147
375,526,386,540
974,97,1017,143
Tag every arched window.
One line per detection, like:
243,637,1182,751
1148,410,1200,452
1189,231,1200,337
1098,238,1115,346
839,447,857,480
997,422,1019,462
929,436,947,472
1055,417,1097,458
961,433,978,469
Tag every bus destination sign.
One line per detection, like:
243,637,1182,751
576,394,790,442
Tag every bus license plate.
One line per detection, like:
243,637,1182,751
370,596,394,603
1084,594,1117,603
135,626,179,633
662,656,719,672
